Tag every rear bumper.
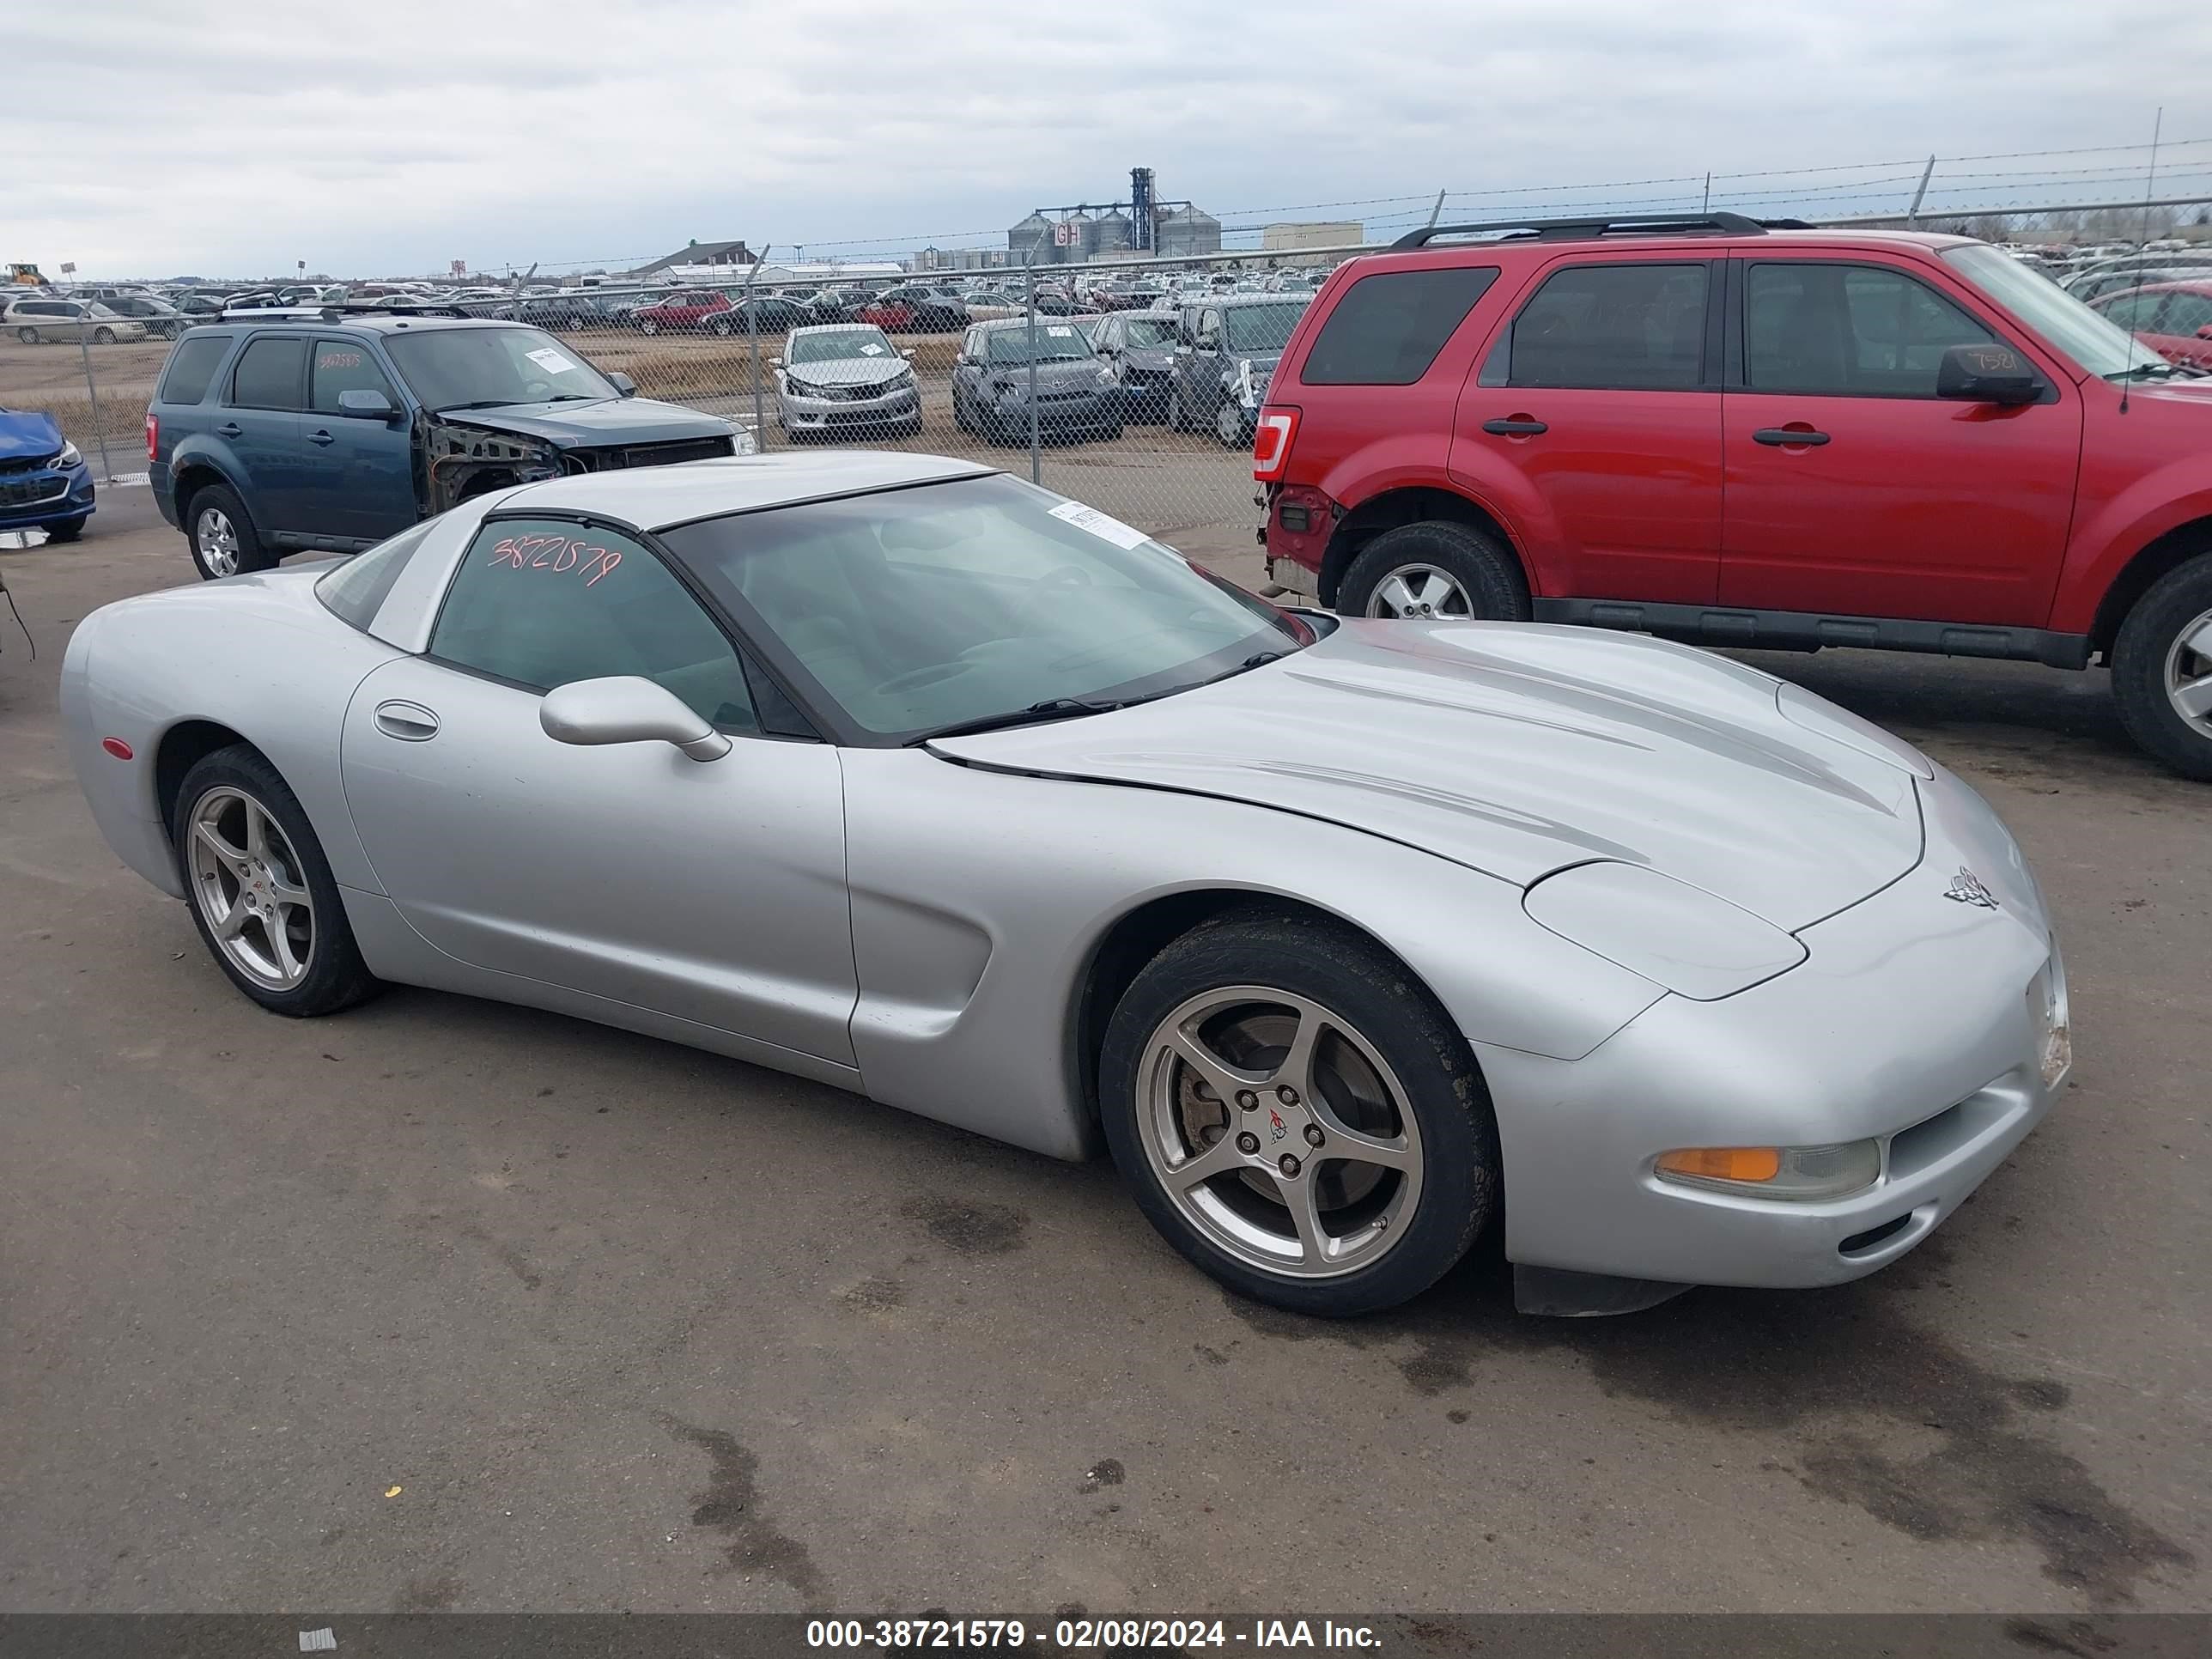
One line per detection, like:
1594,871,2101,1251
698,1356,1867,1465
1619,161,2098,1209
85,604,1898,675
1485,768,2064,1291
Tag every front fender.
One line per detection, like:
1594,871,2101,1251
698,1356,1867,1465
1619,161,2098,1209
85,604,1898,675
838,750,1664,1162
2050,466,2212,635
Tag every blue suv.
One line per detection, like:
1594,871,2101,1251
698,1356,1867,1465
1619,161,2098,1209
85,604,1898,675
0,407,96,543
147,312,752,579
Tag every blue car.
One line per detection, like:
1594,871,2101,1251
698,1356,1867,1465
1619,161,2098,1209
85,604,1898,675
0,407,95,543
146,312,751,580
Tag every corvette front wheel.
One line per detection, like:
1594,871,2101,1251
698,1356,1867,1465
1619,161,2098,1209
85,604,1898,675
1100,908,1498,1316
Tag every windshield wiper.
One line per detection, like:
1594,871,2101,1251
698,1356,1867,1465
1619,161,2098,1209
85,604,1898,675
434,398,525,411
909,696,1122,745
2105,362,2179,382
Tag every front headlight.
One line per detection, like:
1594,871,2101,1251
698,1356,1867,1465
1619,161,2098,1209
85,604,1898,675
1522,860,1806,1001
1654,1141,1883,1201
729,425,757,456
54,441,82,470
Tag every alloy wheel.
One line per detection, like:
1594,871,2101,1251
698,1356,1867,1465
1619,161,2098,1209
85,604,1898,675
1135,986,1424,1279
186,787,315,991
196,507,240,576
1367,563,1472,620
2166,607,2212,737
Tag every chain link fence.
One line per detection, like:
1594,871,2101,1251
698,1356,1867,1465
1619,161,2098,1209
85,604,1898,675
9,192,2210,557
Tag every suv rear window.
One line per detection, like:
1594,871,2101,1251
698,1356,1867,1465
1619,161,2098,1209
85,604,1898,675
157,335,230,404
1299,267,1498,386
1501,263,1710,390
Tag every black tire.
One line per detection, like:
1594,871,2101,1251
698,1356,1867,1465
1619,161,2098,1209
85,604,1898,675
1337,520,1530,621
43,518,85,544
170,744,381,1018
952,390,973,434
1098,907,1499,1316
2110,550,2212,781
17,326,38,345
1166,384,1188,433
182,482,275,581
93,326,117,345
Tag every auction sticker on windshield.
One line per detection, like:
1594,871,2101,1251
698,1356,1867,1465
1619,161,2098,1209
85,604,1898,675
526,348,578,374
860,343,886,356
1048,500,1152,550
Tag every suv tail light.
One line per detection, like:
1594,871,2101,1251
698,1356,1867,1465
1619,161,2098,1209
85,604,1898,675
1252,405,1300,482
144,410,158,462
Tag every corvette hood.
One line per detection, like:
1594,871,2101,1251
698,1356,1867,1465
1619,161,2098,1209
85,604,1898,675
931,621,1926,932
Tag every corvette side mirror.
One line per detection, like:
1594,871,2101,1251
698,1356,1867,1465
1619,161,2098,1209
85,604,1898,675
540,676,730,762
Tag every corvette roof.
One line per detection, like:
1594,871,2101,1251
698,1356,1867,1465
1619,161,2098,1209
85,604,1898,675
499,451,1000,530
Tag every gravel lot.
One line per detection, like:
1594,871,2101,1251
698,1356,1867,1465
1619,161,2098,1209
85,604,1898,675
1,484,2206,1617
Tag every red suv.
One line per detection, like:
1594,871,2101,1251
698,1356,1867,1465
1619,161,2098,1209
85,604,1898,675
1255,213,2212,779
2086,278,2212,372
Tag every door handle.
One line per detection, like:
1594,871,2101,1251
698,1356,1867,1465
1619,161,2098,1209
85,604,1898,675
1753,427,1831,447
372,700,440,741
1481,417,1548,437
307,428,335,447
216,422,241,438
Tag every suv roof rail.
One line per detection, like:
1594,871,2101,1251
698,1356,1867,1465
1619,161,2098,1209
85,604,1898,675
1389,211,1767,251
218,302,477,323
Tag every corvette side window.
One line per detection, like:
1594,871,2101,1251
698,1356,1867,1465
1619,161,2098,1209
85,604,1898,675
430,518,761,732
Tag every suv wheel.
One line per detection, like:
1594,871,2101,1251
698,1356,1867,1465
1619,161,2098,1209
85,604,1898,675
185,483,274,581
2112,551,2212,781
16,327,36,345
1338,521,1531,622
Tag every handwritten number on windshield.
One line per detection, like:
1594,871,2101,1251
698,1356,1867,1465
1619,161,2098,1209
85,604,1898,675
489,534,623,586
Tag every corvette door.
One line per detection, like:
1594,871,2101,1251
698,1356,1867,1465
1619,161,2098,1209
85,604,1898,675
338,514,857,1065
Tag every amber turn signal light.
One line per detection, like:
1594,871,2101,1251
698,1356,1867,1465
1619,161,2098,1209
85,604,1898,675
1656,1147,1783,1183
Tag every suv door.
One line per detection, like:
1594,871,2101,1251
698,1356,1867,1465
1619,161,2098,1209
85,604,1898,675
221,334,312,536
1719,255,2081,626
307,338,416,542
337,513,857,1065
1452,258,1723,603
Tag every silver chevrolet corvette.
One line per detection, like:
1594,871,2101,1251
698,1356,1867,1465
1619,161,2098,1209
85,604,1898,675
63,453,2071,1317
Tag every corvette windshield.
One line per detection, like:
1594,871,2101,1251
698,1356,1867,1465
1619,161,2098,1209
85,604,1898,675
662,474,1310,743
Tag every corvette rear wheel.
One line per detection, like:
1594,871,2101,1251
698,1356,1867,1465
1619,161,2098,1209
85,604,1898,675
172,746,380,1017
1101,909,1498,1316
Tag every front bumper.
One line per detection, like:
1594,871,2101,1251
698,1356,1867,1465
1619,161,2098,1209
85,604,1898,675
0,461,94,530
991,389,1120,430
1483,766,2065,1291
779,384,921,431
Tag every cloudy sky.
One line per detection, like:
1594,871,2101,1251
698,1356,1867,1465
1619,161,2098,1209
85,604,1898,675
17,1,2212,279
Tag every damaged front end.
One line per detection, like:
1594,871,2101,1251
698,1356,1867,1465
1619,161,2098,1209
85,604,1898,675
423,418,568,515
